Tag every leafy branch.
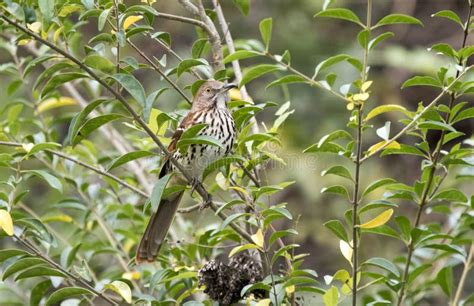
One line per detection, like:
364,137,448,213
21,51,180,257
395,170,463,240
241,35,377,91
13,234,118,305
0,10,253,244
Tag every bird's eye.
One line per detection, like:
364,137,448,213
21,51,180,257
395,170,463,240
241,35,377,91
205,88,211,93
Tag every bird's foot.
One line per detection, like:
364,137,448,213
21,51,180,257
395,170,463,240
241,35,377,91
189,177,200,196
199,194,212,210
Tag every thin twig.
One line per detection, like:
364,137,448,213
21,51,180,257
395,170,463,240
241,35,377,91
0,141,149,198
13,234,118,305
0,12,253,243
452,244,474,306
128,40,192,104
396,4,473,304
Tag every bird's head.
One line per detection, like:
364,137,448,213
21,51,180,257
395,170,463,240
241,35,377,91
192,80,237,111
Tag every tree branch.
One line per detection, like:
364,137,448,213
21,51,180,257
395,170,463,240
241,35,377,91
0,11,252,243
13,234,118,305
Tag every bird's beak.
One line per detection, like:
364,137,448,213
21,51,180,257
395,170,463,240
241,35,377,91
222,83,238,92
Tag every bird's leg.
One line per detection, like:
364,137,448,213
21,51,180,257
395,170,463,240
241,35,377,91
199,194,212,210
189,176,200,196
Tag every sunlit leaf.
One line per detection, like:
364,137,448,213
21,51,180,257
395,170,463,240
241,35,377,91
360,209,394,229
0,210,14,236
105,281,132,303
251,229,264,248
123,15,143,30
37,97,77,113
365,104,408,121
323,286,339,306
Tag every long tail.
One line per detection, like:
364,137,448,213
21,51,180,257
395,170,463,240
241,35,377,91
136,190,184,263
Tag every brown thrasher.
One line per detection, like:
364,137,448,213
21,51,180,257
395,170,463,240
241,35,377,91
136,80,237,263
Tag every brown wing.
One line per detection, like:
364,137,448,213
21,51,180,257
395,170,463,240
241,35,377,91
159,111,201,178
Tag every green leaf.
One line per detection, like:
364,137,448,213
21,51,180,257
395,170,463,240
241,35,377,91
401,76,441,88
39,0,55,22
30,280,52,306
374,14,423,28
25,142,61,156
266,74,306,89
111,73,146,107
84,54,115,73
259,18,272,51
432,188,468,203
232,0,250,15
362,178,396,197
107,151,155,170
105,281,132,303
191,38,208,59
452,107,474,124
324,220,349,242
269,229,298,246
418,121,456,132
314,8,362,26
41,73,89,98
177,58,208,77
46,287,93,305
429,43,457,59
98,8,111,31
368,32,394,50
313,54,351,78
66,99,106,145
150,173,172,212
2,258,46,280
431,10,463,28
73,114,125,145
25,170,63,193
395,216,411,242
223,50,262,64
144,88,168,122
15,266,66,280
362,257,400,277
323,286,339,306
229,243,260,257
203,155,245,178
177,136,224,153
321,185,349,199
240,64,282,87
357,29,370,49
321,165,353,181
181,123,208,139
0,249,29,262
437,267,453,297
365,104,408,121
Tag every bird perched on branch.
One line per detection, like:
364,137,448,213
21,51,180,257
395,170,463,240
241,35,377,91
136,80,237,263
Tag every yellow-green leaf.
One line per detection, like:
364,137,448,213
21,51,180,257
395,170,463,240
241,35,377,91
37,97,77,113
353,92,369,101
285,285,295,294
27,22,42,33
365,104,408,121
42,215,73,223
360,209,394,229
323,286,339,306
123,15,143,30
256,298,271,306
0,210,14,236
105,280,132,303
339,240,352,264
367,140,400,155
251,229,264,248
228,244,259,257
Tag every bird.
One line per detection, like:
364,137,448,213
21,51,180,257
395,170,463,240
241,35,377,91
136,80,237,263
